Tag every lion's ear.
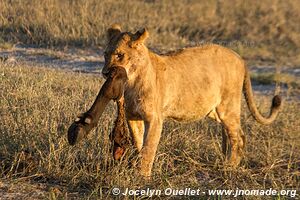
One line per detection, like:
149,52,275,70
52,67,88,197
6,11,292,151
132,28,149,45
107,24,122,41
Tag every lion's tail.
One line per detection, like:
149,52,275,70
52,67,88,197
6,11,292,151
243,65,282,125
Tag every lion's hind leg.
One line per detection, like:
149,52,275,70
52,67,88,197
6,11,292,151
216,103,245,167
220,123,245,166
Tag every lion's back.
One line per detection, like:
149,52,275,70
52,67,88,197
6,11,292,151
160,44,245,121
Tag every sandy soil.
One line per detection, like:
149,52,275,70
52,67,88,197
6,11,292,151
1,45,299,75
1,45,299,99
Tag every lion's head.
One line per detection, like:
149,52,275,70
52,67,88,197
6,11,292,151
102,24,149,79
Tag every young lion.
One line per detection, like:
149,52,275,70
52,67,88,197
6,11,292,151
71,24,282,179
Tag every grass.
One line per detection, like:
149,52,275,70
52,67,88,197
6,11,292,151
0,39,13,49
1,0,300,66
251,72,300,89
0,62,299,199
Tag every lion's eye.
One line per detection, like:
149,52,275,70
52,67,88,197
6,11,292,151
116,53,124,60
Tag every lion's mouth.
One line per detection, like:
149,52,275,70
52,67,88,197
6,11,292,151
102,65,126,79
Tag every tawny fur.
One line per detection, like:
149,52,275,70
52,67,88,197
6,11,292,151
101,25,282,178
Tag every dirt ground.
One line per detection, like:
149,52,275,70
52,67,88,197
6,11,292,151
1,45,299,98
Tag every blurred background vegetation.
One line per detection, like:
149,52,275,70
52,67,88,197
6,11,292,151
0,0,300,65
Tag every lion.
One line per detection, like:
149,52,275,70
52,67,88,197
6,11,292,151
68,24,282,179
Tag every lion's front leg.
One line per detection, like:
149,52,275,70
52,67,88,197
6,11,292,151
128,120,145,152
140,116,163,178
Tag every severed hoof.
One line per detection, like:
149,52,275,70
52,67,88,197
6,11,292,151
67,115,92,145
67,123,88,145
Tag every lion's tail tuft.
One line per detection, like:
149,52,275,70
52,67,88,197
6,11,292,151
243,66,282,125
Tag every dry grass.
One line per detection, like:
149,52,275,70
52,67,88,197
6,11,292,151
1,0,300,66
251,72,300,89
1,1,299,198
0,62,299,199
